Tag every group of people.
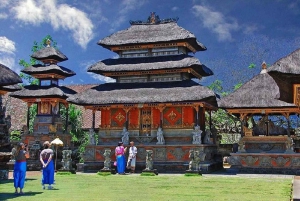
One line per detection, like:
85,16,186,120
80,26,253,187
13,141,55,195
115,141,137,174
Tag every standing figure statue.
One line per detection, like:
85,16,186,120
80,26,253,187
203,130,213,144
89,128,95,145
121,127,129,145
145,150,153,170
188,149,195,171
192,125,202,144
156,127,165,145
61,150,73,171
102,149,111,170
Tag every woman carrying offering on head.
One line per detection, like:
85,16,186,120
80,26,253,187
13,142,29,195
40,141,54,190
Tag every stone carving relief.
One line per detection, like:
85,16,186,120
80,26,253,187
273,156,289,167
242,156,258,166
227,156,241,166
137,147,146,160
169,148,186,160
259,156,272,167
144,150,153,170
83,148,95,161
291,158,300,167
102,149,111,170
192,125,202,144
203,130,213,144
89,128,95,145
154,148,166,160
61,150,73,171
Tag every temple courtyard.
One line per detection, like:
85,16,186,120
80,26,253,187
0,171,295,201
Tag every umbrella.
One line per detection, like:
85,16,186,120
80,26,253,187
51,137,64,171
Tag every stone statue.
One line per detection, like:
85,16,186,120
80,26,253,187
89,128,95,145
193,150,201,170
145,150,153,170
121,127,129,145
156,127,165,145
102,149,111,170
203,130,213,144
285,137,294,153
61,150,73,171
192,125,202,144
10,147,16,162
188,149,196,171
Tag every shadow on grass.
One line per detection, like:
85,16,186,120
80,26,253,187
0,178,38,184
0,191,43,200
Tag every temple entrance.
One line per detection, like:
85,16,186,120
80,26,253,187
140,108,151,135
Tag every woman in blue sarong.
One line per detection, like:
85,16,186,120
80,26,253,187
39,141,54,190
115,142,127,174
13,142,29,195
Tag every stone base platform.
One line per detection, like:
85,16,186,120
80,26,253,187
81,144,223,173
227,153,300,175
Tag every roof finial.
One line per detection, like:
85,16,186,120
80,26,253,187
46,39,51,47
260,61,267,74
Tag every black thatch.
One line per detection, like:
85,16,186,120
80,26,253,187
67,80,217,106
0,84,22,92
22,64,76,78
88,54,213,77
10,85,76,99
268,48,300,75
31,47,68,62
98,22,206,52
267,48,300,85
218,72,295,108
0,63,22,86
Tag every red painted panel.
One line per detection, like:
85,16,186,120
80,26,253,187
183,107,195,127
100,109,110,128
152,108,160,129
129,108,139,129
111,108,126,128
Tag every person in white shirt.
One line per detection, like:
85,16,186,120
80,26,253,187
127,141,137,173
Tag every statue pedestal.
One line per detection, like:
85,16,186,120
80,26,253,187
141,169,158,176
57,169,76,175
185,170,202,176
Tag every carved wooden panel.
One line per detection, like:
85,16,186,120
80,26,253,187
140,108,151,134
294,84,300,106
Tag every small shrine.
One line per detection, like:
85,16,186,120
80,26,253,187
10,40,76,170
67,13,222,173
219,49,300,174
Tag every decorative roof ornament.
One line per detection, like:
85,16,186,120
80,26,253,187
260,61,267,74
129,12,179,25
46,39,51,47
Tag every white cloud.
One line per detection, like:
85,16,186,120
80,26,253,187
0,0,10,8
11,0,94,49
0,36,16,54
120,0,148,15
172,7,179,11
0,13,8,19
89,73,116,83
192,5,239,41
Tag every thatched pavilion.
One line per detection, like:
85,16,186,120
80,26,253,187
219,49,300,174
67,13,222,173
0,63,22,95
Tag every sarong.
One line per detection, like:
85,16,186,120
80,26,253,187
14,161,26,188
42,160,54,185
116,155,125,174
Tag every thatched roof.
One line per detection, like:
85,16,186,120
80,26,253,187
31,47,68,62
0,84,22,92
88,54,213,77
218,72,295,108
0,63,22,86
98,22,206,52
10,85,76,99
267,48,300,85
22,64,75,78
67,80,217,106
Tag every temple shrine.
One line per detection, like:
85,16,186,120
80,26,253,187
10,40,76,169
67,13,222,173
219,49,300,174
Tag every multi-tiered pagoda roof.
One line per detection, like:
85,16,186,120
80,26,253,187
0,63,22,94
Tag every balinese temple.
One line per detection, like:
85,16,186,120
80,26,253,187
219,49,300,174
67,13,222,172
9,40,76,169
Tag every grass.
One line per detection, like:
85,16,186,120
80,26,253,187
0,173,292,201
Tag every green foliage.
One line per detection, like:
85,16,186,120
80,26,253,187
97,171,112,176
233,82,243,91
208,79,223,94
248,63,256,69
28,104,37,134
10,130,21,141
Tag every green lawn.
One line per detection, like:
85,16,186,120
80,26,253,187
0,173,292,201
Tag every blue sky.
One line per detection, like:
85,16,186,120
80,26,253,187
0,0,300,91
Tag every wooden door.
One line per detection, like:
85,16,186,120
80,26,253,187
140,108,151,135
